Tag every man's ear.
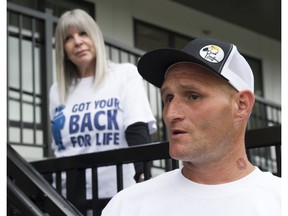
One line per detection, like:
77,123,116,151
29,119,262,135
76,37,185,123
235,90,255,121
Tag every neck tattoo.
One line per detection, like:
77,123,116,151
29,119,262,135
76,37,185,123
236,158,247,170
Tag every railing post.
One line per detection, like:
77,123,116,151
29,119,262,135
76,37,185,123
42,8,56,157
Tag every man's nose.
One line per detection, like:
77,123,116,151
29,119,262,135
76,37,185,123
164,99,184,123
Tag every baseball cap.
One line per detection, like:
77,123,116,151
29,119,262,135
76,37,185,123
137,38,254,92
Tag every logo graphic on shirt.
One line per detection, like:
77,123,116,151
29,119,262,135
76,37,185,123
51,105,66,151
199,45,224,63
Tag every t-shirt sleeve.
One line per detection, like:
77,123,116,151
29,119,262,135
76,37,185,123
48,83,61,120
121,64,157,134
48,83,62,151
101,191,125,216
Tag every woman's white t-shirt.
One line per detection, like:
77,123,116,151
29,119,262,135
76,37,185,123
49,62,157,198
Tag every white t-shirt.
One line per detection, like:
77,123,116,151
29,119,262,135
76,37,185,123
49,62,157,198
102,167,281,216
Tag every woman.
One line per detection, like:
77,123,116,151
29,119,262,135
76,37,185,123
49,9,157,199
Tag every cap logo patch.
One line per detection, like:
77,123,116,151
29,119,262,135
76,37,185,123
199,45,224,63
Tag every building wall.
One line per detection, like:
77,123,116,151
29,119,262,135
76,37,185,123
87,0,281,104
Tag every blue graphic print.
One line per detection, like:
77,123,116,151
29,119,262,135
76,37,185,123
68,98,121,148
51,105,66,151
52,98,122,151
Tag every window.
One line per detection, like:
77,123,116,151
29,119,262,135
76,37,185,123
134,20,192,51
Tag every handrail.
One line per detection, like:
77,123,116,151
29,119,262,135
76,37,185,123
254,95,281,109
245,125,281,177
245,125,281,149
104,35,145,57
31,126,281,174
7,144,83,216
7,2,59,21
7,177,45,216
31,141,173,173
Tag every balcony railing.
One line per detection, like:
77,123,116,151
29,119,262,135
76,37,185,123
7,125,281,216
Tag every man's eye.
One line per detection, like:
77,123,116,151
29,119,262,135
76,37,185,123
189,94,200,101
163,95,173,104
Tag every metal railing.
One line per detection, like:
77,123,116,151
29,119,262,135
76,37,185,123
6,125,280,215
7,2,57,157
7,144,83,216
8,141,179,215
249,95,281,129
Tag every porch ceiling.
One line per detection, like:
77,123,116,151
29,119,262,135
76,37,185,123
171,0,281,41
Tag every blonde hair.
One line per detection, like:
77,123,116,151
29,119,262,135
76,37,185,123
54,9,109,103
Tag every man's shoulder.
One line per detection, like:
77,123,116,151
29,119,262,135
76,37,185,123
254,167,281,181
252,167,281,194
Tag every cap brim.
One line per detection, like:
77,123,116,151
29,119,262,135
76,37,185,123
138,48,203,88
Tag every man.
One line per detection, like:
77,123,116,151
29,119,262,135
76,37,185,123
101,38,281,216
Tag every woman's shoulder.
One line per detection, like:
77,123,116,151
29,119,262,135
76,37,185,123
49,82,59,95
49,82,61,103
107,62,144,87
108,62,138,76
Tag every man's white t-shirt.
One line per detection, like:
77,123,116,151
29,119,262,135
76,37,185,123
49,62,157,198
102,167,281,216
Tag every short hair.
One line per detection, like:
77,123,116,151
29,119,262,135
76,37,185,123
54,9,109,103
